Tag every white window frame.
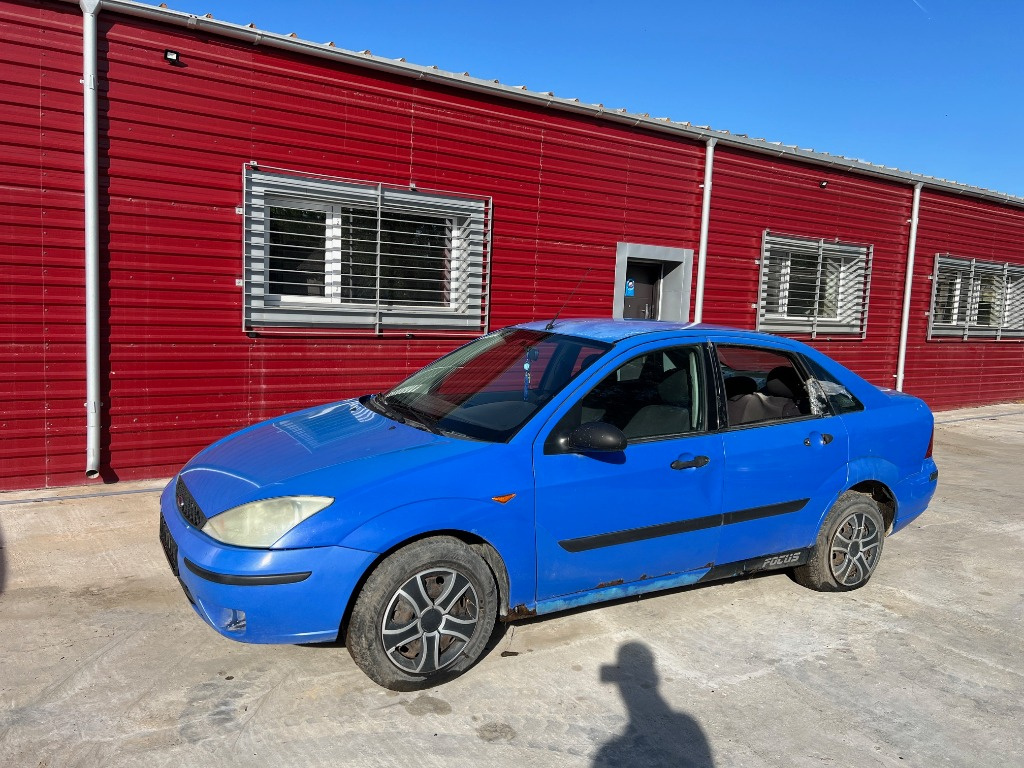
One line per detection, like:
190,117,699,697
928,255,1024,340
243,165,490,332
756,231,872,338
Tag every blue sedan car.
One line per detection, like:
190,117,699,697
159,320,937,689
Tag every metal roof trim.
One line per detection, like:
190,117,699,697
85,0,1024,209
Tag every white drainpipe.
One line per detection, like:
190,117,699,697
895,182,923,392
82,0,101,478
693,137,716,323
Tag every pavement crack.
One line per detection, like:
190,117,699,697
230,671,290,751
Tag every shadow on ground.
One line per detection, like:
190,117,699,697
594,641,714,768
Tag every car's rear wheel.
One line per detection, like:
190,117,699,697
794,492,885,592
346,536,497,690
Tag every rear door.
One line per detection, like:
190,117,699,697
714,343,850,565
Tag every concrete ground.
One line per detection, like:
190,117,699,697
1,404,1023,768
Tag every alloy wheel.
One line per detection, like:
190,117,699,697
829,511,882,587
380,568,480,674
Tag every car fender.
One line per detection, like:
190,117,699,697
846,455,900,494
812,456,900,531
338,496,537,611
792,458,900,545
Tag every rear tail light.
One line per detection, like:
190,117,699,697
925,426,934,459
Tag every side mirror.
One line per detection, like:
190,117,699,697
566,422,627,453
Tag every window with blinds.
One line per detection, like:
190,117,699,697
243,165,489,331
757,232,872,338
928,255,1024,340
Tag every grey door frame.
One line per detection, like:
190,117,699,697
613,243,694,321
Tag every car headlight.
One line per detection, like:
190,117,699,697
201,496,334,548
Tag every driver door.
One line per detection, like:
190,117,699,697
532,343,725,600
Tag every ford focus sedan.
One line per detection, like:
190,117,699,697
159,320,937,689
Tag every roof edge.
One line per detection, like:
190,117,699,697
82,0,1024,210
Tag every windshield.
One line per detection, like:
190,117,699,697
377,328,611,442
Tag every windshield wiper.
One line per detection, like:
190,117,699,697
373,393,441,434
369,393,409,426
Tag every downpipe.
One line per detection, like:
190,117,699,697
82,0,101,478
895,183,923,392
693,137,716,323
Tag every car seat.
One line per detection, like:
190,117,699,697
622,369,692,439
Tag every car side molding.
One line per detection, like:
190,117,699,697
558,498,810,553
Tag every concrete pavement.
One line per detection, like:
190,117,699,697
1,403,1022,767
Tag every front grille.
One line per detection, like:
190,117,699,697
174,476,208,529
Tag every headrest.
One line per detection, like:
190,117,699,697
658,369,691,403
765,366,804,399
725,376,757,399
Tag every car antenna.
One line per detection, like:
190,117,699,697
544,268,592,330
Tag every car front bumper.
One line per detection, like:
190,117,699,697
159,483,377,644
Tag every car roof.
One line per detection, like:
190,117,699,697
516,318,781,345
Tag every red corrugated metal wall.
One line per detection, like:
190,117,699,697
1,0,705,489
699,146,914,389
1,1,85,489
2,1,1022,490
902,190,1024,408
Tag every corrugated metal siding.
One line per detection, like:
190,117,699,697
0,0,85,489
902,190,1024,408
1,1,704,489
4,0,1022,490
700,146,913,390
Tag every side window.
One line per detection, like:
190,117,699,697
549,345,704,446
718,345,817,427
801,355,864,415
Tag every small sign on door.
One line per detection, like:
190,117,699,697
624,278,635,298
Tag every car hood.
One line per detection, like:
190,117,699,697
179,398,487,517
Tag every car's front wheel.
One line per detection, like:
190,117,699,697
794,492,885,592
346,536,498,690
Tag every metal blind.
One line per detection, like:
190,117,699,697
244,165,490,332
928,255,1024,340
757,232,872,338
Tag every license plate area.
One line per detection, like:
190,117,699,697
159,514,195,604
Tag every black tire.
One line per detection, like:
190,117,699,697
346,536,498,690
793,491,885,592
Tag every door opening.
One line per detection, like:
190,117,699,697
613,242,693,322
623,261,661,320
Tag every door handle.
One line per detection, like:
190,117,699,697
671,454,710,470
803,432,834,447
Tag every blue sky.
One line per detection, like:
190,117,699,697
176,1,1023,197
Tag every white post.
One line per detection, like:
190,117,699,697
82,0,102,478
693,137,716,323
895,183,923,392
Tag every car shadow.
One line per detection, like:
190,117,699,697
295,568,791,696
298,605,513,682
298,568,784,667
593,641,714,768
